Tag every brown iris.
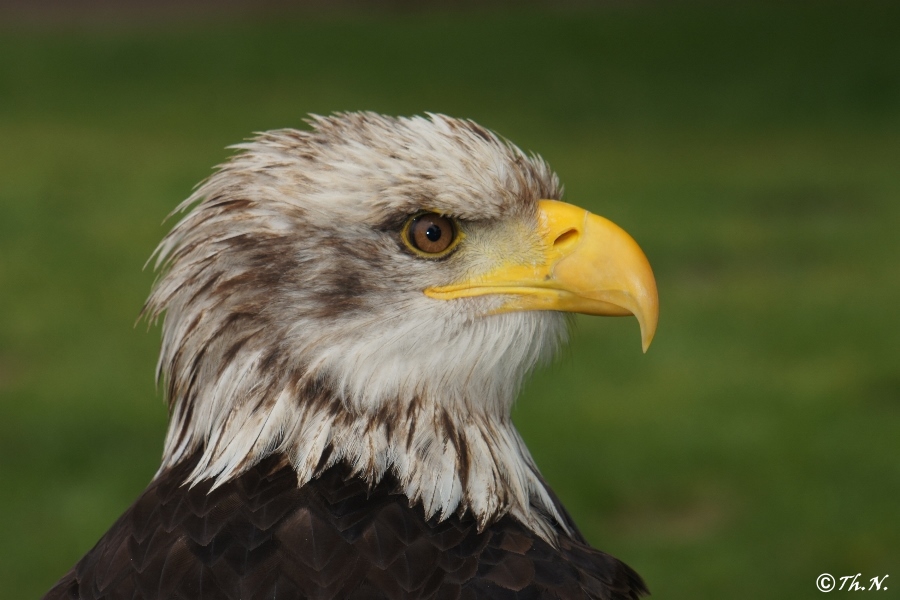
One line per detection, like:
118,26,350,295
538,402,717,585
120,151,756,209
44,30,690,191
405,213,458,256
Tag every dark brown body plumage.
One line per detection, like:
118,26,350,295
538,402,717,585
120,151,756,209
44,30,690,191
45,454,647,600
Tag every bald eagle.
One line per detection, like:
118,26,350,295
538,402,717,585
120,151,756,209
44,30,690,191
45,113,658,600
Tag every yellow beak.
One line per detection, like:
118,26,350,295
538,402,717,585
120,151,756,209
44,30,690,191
425,200,659,352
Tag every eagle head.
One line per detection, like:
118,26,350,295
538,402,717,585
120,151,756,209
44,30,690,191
144,113,658,540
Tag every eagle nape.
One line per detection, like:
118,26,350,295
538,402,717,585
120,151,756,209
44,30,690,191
45,113,657,600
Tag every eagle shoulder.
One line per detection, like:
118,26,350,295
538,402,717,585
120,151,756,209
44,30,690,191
44,455,648,600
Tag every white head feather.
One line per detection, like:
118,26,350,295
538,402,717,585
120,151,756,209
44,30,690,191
145,113,570,539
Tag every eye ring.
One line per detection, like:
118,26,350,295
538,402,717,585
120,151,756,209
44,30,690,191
402,212,462,258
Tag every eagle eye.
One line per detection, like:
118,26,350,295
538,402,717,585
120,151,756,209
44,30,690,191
403,213,460,257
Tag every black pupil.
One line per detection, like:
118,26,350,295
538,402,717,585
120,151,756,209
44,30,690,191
425,223,442,242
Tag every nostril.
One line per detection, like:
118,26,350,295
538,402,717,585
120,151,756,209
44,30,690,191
553,228,579,248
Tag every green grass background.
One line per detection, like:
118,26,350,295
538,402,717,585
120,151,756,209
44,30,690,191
1,3,898,598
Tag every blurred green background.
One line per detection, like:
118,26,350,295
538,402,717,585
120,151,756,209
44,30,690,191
1,2,898,599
